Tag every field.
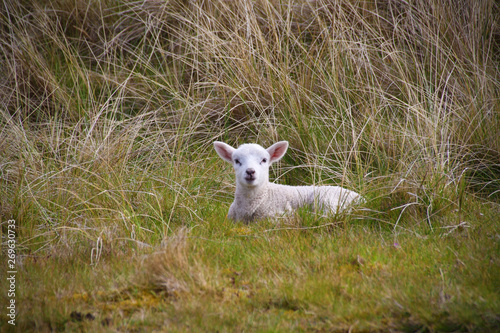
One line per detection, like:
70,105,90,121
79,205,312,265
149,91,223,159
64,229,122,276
1,0,499,331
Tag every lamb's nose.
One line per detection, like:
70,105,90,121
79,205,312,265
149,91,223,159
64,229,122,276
246,168,255,175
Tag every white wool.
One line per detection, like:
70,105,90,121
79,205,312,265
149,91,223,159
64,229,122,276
214,141,362,222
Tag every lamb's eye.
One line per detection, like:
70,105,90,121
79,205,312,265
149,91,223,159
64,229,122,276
234,159,241,165
261,158,267,164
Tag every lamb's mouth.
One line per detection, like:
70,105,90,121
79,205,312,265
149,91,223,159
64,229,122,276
244,175,256,182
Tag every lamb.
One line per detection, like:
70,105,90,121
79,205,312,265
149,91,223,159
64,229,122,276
213,140,363,222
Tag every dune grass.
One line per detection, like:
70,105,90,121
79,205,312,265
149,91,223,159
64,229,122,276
1,0,499,331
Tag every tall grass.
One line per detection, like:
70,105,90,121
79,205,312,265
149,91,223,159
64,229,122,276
0,0,499,331
2,0,498,238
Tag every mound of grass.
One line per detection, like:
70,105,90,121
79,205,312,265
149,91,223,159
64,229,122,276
1,0,499,331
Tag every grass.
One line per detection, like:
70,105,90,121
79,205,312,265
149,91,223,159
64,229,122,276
1,0,499,331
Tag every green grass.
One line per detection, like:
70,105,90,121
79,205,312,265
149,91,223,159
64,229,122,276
5,218,499,332
1,0,499,331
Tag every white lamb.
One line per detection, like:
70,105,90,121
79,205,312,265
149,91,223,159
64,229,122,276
214,140,363,222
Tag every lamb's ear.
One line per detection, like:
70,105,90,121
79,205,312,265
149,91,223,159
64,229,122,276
267,141,288,163
214,141,235,163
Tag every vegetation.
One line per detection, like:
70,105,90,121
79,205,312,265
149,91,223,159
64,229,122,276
1,0,499,331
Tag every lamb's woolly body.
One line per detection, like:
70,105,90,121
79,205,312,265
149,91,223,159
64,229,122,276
214,140,362,222
228,182,361,222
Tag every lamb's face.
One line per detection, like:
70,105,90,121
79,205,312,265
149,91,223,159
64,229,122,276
214,140,288,190
231,144,270,188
